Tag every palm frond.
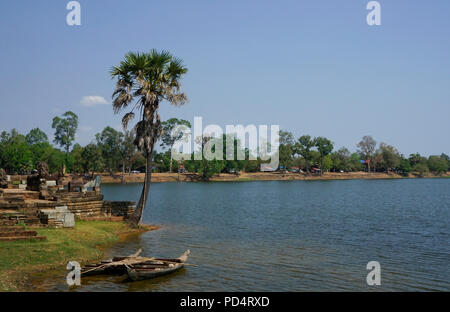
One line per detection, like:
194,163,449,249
165,91,188,106
111,49,188,151
122,112,135,129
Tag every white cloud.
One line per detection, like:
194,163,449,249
80,96,108,107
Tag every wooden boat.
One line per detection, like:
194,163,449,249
126,250,190,281
81,258,129,276
81,249,146,277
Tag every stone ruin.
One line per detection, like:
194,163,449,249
27,161,56,193
39,206,75,228
0,168,7,189
0,162,136,235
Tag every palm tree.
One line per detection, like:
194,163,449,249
111,50,188,226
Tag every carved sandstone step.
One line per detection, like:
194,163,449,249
0,226,26,232
23,218,41,225
0,236,46,242
0,230,38,237
80,216,124,222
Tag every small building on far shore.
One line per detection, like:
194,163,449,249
260,164,277,172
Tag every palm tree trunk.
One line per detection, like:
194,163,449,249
169,151,173,173
129,151,153,226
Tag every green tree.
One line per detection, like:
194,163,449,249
194,135,225,180
82,144,104,176
52,111,79,154
294,135,315,173
71,144,85,173
371,151,384,172
412,162,429,177
130,151,146,172
222,134,246,173
428,156,448,174
25,128,48,145
41,147,66,174
96,126,124,174
160,118,191,173
408,153,426,167
153,150,172,172
322,155,333,172
378,143,400,172
29,141,51,169
243,157,261,173
440,153,450,171
314,136,334,175
350,153,364,171
0,129,32,174
408,153,429,176
120,130,136,178
278,130,295,170
398,157,412,175
111,50,188,226
332,147,352,172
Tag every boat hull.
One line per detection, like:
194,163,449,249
126,250,190,281
126,263,185,281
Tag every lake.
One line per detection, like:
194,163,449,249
48,178,450,291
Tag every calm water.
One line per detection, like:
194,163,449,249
44,178,449,291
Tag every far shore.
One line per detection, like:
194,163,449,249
97,171,450,184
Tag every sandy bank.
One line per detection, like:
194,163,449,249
98,171,450,184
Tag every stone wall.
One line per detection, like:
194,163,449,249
59,192,104,217
39,206,75,228
1,187,135,221
56,192,135,218
102,201,136,218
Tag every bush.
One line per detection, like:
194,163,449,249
427,156,448,174
412,163,429,177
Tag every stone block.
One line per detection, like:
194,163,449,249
55,206,68,213
40,209,57,219
63,213,75,228
46,180,57,187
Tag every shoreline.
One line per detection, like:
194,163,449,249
97,171,450,184
0,220,159,292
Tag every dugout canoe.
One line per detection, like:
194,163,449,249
126,250,190,281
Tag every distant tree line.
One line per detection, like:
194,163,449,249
0,113,449,177
0,111,143,176
277,132,449,176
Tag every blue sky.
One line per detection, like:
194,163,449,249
0,0,449,156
